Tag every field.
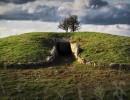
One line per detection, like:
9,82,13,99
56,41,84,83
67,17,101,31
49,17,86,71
0,32,130,100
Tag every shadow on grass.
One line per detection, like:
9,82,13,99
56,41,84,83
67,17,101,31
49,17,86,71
51,54,76,67
1,54,76,69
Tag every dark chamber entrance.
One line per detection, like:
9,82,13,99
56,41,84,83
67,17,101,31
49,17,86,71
52,41,75,66
56,42,72,56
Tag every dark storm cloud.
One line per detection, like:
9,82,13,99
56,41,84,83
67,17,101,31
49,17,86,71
0,0,35,4
88,0,108,8
0,0,130,25
0,5,59,22
80,3,130,25
71,0,130,25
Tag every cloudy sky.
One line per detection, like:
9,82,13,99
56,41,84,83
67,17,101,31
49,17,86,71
0,0,130,38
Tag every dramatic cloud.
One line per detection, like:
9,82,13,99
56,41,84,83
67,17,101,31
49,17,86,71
74,0,108,8
0,0,130,38
0,0,130,25
0,5,59,21
0,0,60,22
58,0,130,25
57,0,108,17
80,3,130,25
0,0,36,4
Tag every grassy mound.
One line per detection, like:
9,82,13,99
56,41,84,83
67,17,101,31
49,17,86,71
0,32,71,66
70,32,130,64
0,32,130,68
0,32,130,99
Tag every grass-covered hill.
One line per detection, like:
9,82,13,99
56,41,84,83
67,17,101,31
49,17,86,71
0,32,72,67
70,32,130,64
0,32,130,68
0,32,130,100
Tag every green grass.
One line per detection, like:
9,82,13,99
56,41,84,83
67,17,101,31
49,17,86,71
0,32,130,68
70,32,130,64
0,32,72,66
0,32,130,99
0,65,130,100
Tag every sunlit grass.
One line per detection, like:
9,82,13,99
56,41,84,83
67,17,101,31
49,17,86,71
0,32,130,99
0,32,130,68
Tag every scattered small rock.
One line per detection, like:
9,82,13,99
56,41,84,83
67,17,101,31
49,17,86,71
46,56,54,63
86,61,92,65
77,56,86,64
110,63,120,70
120,64,130,70
51,46,58,57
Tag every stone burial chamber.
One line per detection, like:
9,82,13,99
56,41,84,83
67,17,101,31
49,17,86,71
46,38,79,63
55,40,72,56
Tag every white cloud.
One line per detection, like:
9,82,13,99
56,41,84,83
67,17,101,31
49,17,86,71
57,0,130,25
0,0,130,38
0,20,63,38
0,3,18,14
0,20,130,38
81,24,130,36
0,0,130,25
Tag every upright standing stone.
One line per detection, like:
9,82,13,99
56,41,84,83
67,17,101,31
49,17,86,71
70,43,79,58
